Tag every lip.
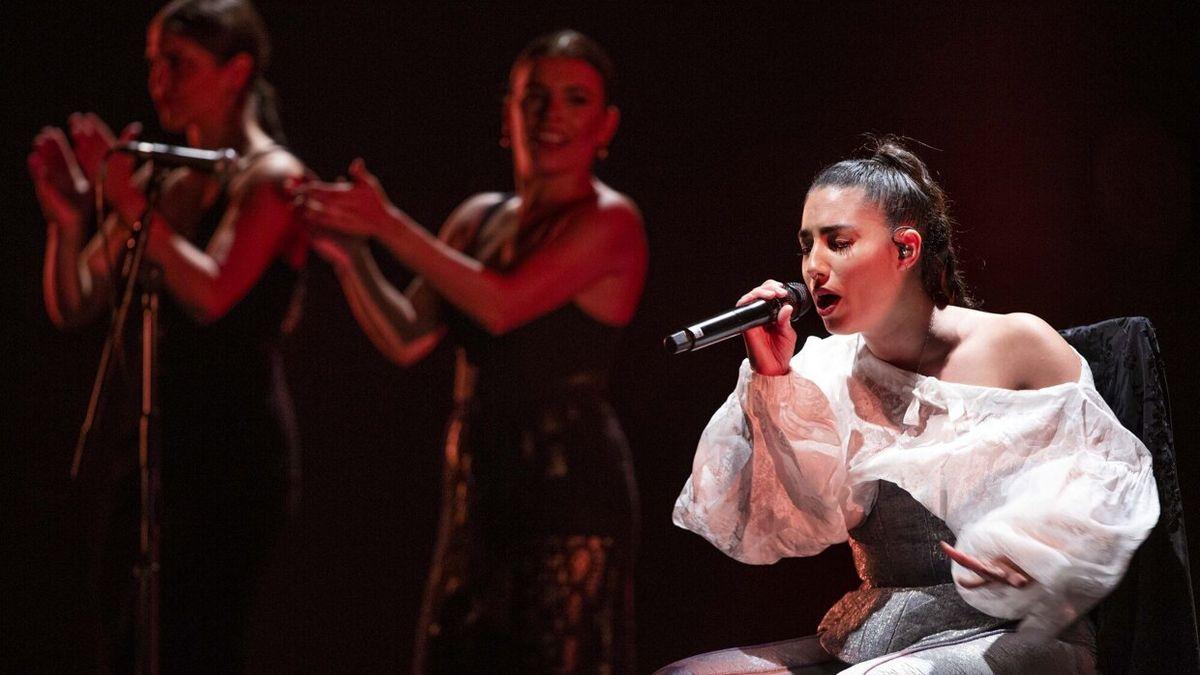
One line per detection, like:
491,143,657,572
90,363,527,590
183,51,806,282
813,287,842,317
532,129,570,146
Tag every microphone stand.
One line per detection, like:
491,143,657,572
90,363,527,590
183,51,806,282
71,164,168,675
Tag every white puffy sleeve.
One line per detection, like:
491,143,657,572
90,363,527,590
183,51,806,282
943,382,1160,638
672,345,862,564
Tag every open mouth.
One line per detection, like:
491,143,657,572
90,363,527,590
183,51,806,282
814,290,841,315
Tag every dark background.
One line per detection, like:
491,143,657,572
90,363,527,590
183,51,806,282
3,2,1197,671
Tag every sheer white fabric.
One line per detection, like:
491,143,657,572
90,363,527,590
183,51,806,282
673,334,1159,638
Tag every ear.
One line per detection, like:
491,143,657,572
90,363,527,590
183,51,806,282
600,105,620,147
222,53,255,95
892,226,922,270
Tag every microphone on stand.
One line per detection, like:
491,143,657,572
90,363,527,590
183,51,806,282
664,282,812,354
110,141,239,173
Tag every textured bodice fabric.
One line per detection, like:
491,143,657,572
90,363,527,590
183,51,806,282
818,481,1057,663
673,332,1160,649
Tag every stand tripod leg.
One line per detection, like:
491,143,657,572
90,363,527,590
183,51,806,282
135,277,161,675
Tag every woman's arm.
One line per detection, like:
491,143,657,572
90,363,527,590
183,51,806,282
144,152,305,324
673,340,857,564
326,244,445,366
298,160,646,335
312,192,500,366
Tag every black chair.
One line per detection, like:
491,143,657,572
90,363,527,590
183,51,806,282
1060,317,1200,673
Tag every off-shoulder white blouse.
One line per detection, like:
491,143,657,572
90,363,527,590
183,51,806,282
673,333,1159,638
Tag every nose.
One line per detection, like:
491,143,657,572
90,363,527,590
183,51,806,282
804,248,830,286
543,92,567,122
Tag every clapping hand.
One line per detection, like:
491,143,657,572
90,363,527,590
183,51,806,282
291,158,398,239
66,113,143,216
29,127,91,231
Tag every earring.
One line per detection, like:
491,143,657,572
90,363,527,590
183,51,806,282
899,246,912,259
596,146,609,160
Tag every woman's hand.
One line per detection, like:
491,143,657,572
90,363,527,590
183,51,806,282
67,112,142,215
740,279,797,376
29,126,91,232
941,541,1032,589
293,158,399,239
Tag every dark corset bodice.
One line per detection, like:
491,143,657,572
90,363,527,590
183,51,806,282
818,481,1017,663
848,480,955,588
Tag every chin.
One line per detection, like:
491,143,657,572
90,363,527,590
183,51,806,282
819,312,859,336
156,113,184,134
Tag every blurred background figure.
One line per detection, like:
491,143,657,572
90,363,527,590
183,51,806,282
296,30,647,674
28,0,307,670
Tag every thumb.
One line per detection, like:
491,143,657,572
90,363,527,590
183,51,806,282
350,157,372,184
119,121,143,144
350,157,386,196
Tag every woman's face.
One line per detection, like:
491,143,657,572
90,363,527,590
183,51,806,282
799,186,904,335
145,24,240,133
506,57,617,177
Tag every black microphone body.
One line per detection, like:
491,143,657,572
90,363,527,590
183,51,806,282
112,141,239,173
664,282,812,354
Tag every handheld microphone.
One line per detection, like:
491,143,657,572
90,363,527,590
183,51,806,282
664,282,812,354
111,141,239,173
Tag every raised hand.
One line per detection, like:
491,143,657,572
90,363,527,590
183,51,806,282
940,541,1032,589
67,112,142,213
28,126,91,231
293,158,399,239
740,279,798,376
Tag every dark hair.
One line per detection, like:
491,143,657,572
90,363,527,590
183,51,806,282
514,29,616,104
155,0,286,144
809,137,975,308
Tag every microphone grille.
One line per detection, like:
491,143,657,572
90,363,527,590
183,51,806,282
785,282,812,319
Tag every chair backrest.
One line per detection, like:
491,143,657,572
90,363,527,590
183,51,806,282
1060,317,1200,674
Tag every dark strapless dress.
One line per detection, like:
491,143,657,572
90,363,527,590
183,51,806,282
413,201,639,673
82,186,302,673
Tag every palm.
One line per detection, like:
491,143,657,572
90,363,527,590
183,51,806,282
29,127,91,228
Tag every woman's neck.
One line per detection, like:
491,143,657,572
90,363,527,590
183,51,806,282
515,169,596,220
861,290,945,373
184,101,270,153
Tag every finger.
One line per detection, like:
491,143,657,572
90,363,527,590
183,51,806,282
86,112,117,143
736,286,785,307
940,542,997,577
776,303,794,326
957,573,992,590
291,179,353,197
119,121,143,143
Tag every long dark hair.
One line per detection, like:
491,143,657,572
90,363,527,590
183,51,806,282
810,137,974,308
156,0,287,144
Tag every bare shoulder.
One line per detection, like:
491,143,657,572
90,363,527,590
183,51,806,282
232,148,305,198
449,191,509,225
591,183,644,228
964,310,1081,389
439,191,509,247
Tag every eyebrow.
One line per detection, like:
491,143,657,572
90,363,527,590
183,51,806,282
799,224,855,238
